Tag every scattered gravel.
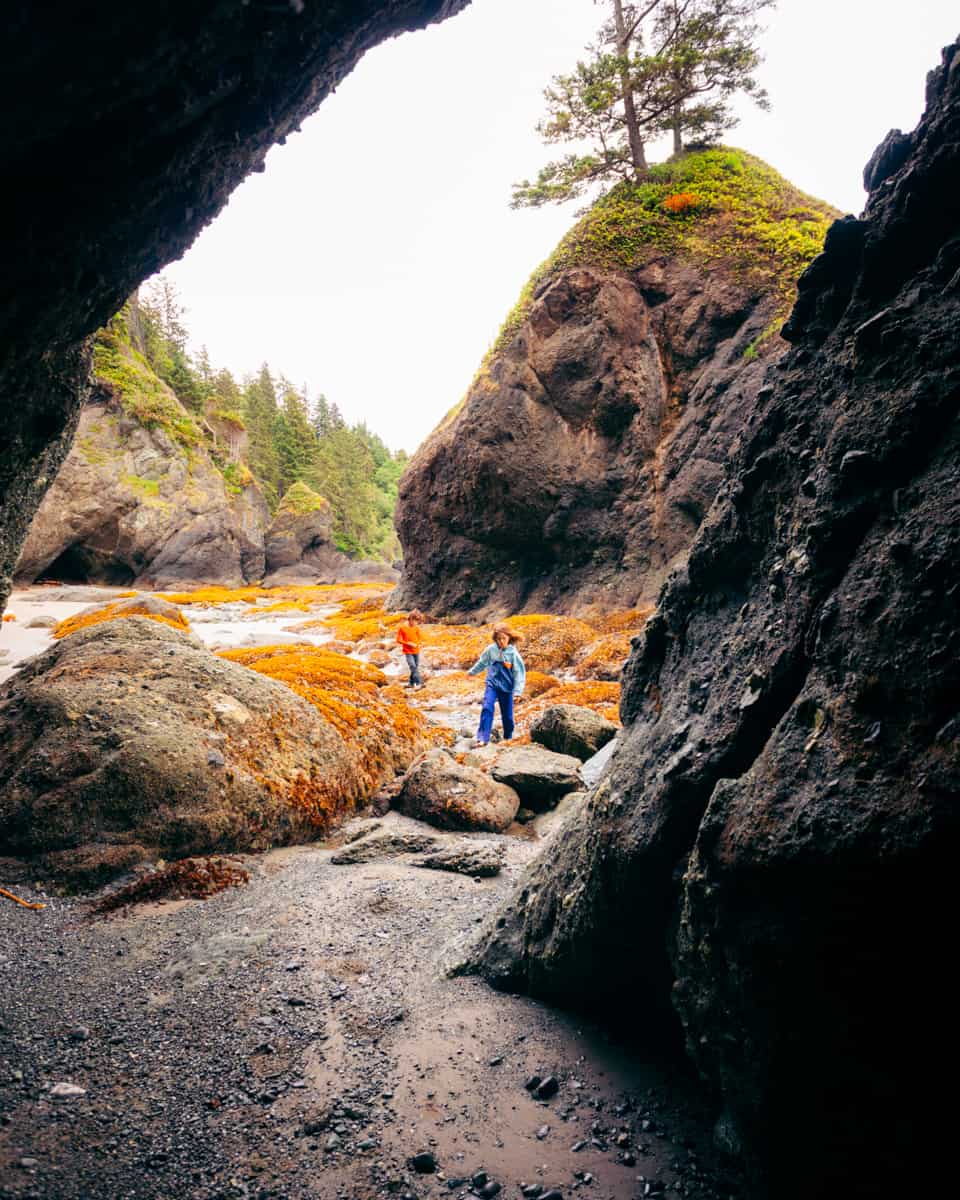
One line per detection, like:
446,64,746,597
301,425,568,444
0,812,743,1199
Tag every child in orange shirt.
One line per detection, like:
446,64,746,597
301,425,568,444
396,609,425,688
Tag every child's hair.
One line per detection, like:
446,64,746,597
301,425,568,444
408,609,425,622
493,621,521,645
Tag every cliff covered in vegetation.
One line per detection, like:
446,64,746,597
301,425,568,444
394,148,838,618
15,296,403,588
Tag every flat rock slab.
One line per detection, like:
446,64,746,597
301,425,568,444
330,833,439,865
491,745,582,810
413,844,505,878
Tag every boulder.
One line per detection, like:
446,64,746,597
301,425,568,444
263,482,334,573
490,745,582,810
529,704,618,761
0,617,370,886
397,749,520,833
394,153,840,621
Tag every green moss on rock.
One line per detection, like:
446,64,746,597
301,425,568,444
93,308,203,451
492,148,840,357
277,480,330,517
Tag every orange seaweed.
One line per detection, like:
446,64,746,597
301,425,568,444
54,601,190,639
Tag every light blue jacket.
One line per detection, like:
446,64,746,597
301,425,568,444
468,643,526,696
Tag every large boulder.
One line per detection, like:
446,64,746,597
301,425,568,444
393,152,840,620
464,39,960,1199
262,482,400,585
529,704,618,762
263,482,334,574
397,749,520,832
490,744,582,810
0,617,374,886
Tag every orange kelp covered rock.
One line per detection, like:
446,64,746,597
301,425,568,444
415,623,490,670
412,615,598,674
521,681,621,725
574,608,653,680
573,633,635,681
218,645,435,795
0,619,364,888
315,605,404,644
157,581,391,608
507,615,598,673
54,594,190,639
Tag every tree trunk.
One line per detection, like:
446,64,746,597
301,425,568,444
612,0,647,176
672,104,683,156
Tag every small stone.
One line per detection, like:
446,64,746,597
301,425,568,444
540,1191,564,1200
535,1076,559,1101
536,1124,550,1140
488,1055,504,1067
49,1082,86,1100
19,1158,38,1169
206,749,225,767
324,1133,341,1152
286,996,307,1007
471,1171,488,1189
67,1026,90,1042
521,1187,543,1199
480,1183,501,1198
524,1075,542,1092
284,960,303,971
571,1140,588,1152
623,1152,637,1167
409,1151,437,1174
358,1138,376,1151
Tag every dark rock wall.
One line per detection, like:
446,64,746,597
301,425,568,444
0,0,468,612
395,262,780,619
467,39,960,1198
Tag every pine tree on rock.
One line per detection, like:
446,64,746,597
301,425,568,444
512,0,772,208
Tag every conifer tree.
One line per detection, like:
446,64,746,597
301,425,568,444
512,0,772,208
242,365,282,507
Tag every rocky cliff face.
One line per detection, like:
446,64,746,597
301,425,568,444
394,151,837,619
15,388,270,588
465,39,960,1199
0,0,467,615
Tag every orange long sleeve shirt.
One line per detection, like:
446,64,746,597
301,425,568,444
396,623,422,654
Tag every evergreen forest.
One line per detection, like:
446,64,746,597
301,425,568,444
124,278,407,562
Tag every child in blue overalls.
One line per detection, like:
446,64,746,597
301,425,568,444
468,622,526,747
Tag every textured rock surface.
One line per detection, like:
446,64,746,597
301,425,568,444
394,260,782,619
15,391,269,588
529,703,619,761
397,749,520,832
489,744,583,810
0,0,468,614
0,618,369,885
466,39,960,1199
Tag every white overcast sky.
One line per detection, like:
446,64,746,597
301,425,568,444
161,0,958,454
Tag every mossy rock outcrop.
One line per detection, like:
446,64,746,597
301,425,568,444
394,149,839,620
15,312,270,589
